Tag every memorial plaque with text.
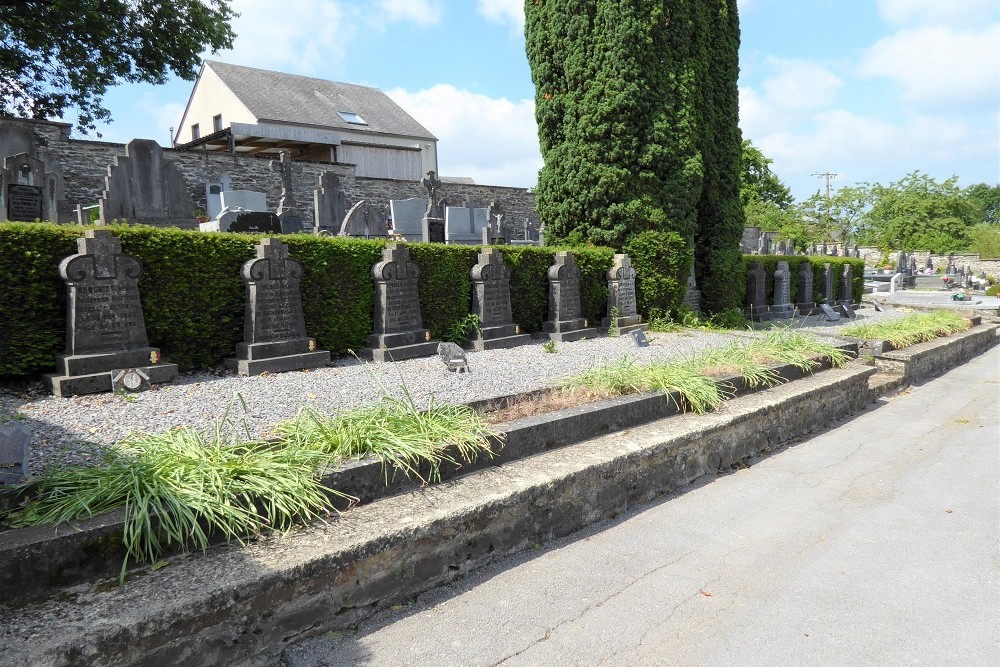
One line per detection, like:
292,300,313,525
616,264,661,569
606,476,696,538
242,239,307,343
471,248,514,328
7,184,43,221
373,244,423,334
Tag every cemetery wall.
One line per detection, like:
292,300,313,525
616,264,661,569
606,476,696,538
5,118,537,228
855,245,1000,277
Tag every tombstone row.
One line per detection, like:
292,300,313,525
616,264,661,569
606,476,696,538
745,233,861,259
745,260,855,322
46,231,644,395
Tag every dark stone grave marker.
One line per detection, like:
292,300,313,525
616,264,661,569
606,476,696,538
0,423,30,485
469,248,531,350
819,302,841,322
602,253,645,334
542,252,599,342
629,329,650,347
771,261,794,319
46,230,177,396
796,261,816,313
229,211,282,234
6,183,42,221
227,238,330,375
745,260,770,321
363,243,439,362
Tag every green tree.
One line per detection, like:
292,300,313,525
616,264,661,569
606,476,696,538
964,183,1000,225
1,0,237,132
740,139,792,209
525,0,744,313
799,185,872,246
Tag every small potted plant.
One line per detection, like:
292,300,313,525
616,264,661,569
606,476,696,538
195,208,210,223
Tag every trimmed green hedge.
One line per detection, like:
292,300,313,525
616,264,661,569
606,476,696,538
743,254,866,307
0,223,622,378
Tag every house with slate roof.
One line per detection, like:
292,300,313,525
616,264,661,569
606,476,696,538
173,61,437,181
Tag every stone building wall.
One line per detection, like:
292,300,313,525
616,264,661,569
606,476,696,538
5,118,537,230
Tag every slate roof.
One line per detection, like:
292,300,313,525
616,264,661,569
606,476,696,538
205,60,436,141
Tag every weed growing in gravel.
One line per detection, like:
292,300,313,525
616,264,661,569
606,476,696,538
607,307,620,337
840,310,969,349
542,340,558,353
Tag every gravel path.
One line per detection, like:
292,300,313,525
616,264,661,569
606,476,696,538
0,304,911,474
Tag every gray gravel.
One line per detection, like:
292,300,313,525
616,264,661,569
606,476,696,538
0,305,911,474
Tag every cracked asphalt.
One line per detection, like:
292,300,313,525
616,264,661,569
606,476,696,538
280,345,1000,667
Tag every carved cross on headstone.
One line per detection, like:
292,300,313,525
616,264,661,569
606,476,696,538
257,237,292,280
78,230,124,279
269,150,303,214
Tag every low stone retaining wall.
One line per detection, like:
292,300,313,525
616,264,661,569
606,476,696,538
872,324,998,383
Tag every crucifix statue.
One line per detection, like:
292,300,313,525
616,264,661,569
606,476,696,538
269,150,303,216
421,170,442,218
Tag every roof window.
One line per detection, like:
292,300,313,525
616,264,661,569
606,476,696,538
338,111,368,125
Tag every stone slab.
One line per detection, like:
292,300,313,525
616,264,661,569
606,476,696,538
358,340,440,363
45,363,178,398
544,327,601,343
225,351,330,376
468,333,533,351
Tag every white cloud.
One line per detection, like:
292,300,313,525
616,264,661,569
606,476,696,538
877,0,997,28
477,0,524,34
761,58,843,112
387,85,541,188
377,0,442,26
220,0,350,74
859,24,1000,109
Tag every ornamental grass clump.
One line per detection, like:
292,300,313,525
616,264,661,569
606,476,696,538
841,310,969,349
275,386,495,484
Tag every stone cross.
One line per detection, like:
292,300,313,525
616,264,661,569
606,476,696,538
269,150,303,215
421,170,442,217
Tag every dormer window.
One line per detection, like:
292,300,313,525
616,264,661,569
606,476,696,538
338,111,367,125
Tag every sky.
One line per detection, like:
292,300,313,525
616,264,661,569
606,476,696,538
78,0,1000,203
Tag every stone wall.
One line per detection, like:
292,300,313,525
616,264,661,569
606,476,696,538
854,244,1000,278
5,118,537,230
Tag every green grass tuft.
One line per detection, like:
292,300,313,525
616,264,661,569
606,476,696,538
841,310,969,349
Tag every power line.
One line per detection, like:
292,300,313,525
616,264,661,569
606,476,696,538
811,172,838,199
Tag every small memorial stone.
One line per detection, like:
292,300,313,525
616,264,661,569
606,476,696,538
629,329,650,347
363,243,439,362
469,248,531,350
819,302,842,322
0,423,30,485
821,263,835,306
602,254,646,334
226,238,330,375
542,252,599,342
837,264,854,309
437,342,469,373
46,230,178,396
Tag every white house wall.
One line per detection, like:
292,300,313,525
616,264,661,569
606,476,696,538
174,66,256,145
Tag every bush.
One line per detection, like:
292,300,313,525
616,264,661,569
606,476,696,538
986,284,1000,297
623,230,690,320
0,223,630,378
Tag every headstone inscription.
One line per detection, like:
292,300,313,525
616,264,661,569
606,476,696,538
683,263,701,313
818,302,841,322
269,149,304,233
602,254,645,333
0,152,65,222
542,252,599,342
98,139,197,228
0,423,30,485
771,261,794,319
745,260,769,320
313,171,347,235
469,248,531,350
226,238,330,375
389,197,426,242
796,261,816,313
420,171,445,243
45,230,178,397
629,329,650,347
363,243,439,362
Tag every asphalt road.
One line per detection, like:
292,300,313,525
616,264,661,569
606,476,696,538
282,346,1000,667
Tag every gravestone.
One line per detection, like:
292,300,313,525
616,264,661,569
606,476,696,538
340,200,387,238
818,302,841,322
445,198,489,245
908,256,917,276
510,218,542,246
226,238,329,375
776,240,787,256
1,152,67,223
741,227,762,254
897,250,908,275
796,261,816,313
226,211,282,234
363,243,439,362
437,342,469,373
45,230,178,396
810,242,818,256
0,423,30,485
821,263,835,306
389,197,426,242
629,329,650,347
99,139,196,228
602,254,645,333
542,252,599,342
481,201,511,245
771,261,794,319
269,150,305,233
469,248,531,350
313,171,347,235
221,190,267,212
925,255,934,271
837,264,854,311
203,173,232,219
683,264,701,313
745,260,769,321
758,235,772,255
853,244,861,258
822,241,828,256
420,171,445,243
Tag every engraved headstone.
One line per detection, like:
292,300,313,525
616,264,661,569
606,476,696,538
445,198,489,245
204,173,232,219
1,152,65,222
602,254,645,333
822,241,828,256
269,149,305,233
469,248,531,350
227,211,282,234
0,423,30,485
745,260,769,320
683,263,701,313
819,302,841,322
340,201,387,238
897,250,908,275
771,261,794,318
437,342,469,373
226,238,330,375
629,329,650,347
313,171,347,235
510,218,542,246
741,226,762,254
221,190,267,212
420,170,445,243
45,230,177,396
99,139,196,227
542,252,598,342
364,243,439,362
796,261,816,313
821,263,835,305
810,242,818,256
482,201,511,245
389,197,426,242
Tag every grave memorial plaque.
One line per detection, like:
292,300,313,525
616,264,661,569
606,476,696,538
796,262,816,313
602,254,645,333
629,329,650,347
542,252,599,342
226,238,330,375
0,423,30,485
819,302,841,321
228,211,282,234
6,183,42,221
363,243,439,362
46,230,177,397
771,261,795,318
682,264,701,313
437,342,469,373
469,248,531,350
745,260,770,321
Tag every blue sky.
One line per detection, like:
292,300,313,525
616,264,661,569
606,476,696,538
81,0,999,202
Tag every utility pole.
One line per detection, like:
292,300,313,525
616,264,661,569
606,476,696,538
812,172,838,200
